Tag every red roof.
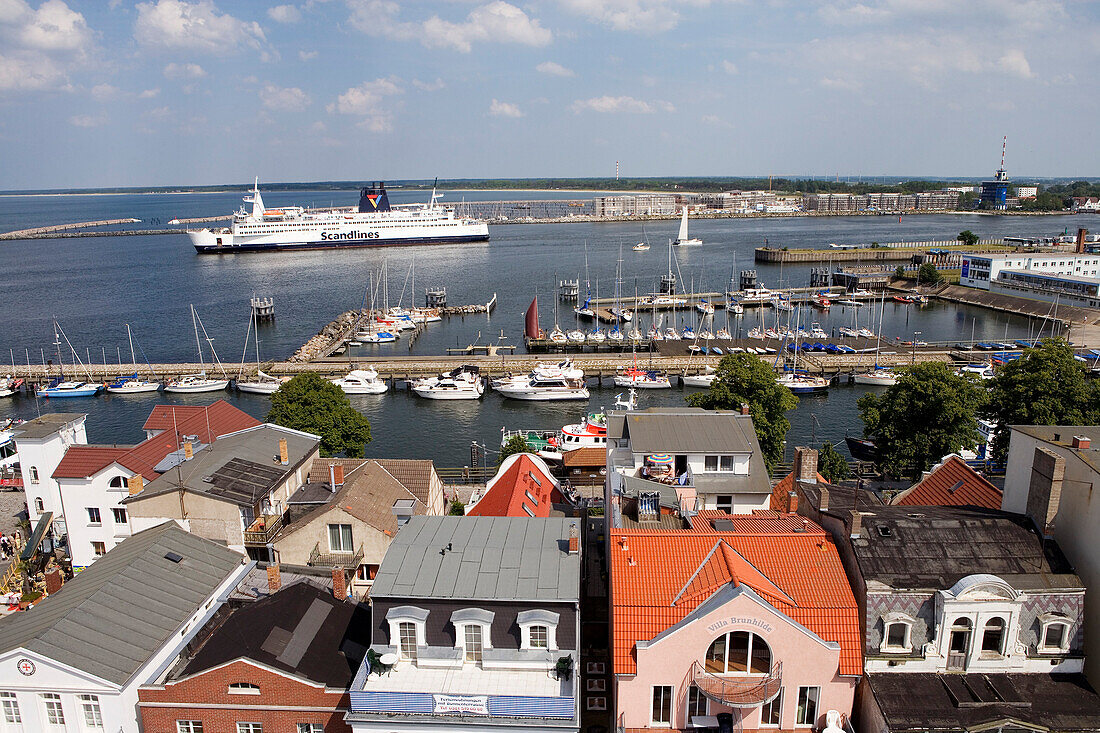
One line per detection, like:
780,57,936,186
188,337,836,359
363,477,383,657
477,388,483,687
610,519,861,678
466,454,562,518
55,401,259,480
892,454,1002,510
769,469,827,512
690,509,818,534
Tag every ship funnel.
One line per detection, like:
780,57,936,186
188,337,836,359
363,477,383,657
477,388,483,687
359,181,392,213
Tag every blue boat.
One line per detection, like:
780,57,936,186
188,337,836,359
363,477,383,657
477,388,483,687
38,378,101,398
1015,340,1035,349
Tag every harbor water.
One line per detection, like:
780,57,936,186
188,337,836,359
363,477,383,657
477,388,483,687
0,189,1093,466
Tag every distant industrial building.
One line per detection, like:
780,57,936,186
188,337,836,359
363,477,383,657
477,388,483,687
801,190,960,213
979,136,1011,210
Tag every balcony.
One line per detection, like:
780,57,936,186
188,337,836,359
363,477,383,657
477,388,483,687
309,542,364,569
689,660,782,707
242,514,284,546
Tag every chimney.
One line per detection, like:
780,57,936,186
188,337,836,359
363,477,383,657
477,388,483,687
267,564,281,592
740,403,751,416
332,463,345,489
788,491,799,513
1027,446,1064,537
183,441,193,460
850,510,863,538
127,474,144,496
332,567,347,601
793,446,818,484
279,438,289,466
568,522,579,554
819,483,830,512
44,567,63,595
1072,435,1091,450
1077,228,1087,254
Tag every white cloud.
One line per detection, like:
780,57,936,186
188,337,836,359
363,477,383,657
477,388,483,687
144,104,171,119
163,61,205,78
267,4,300,23
349,0,551,53
139,87,160,97
0,52,66,90
536,60,574,77
20,0,93,51
997,48,1033,78
327,77,403,131
571,95,673,113
0,0,93,92
721,60,737,74
558,0,710,33
412,77,445,91
260,82,309,111
489,98,523,117
820,76,861,91
135,0,266,53
90,82,118,99
69,112,106,127
701,113,732,128
298,49,317,60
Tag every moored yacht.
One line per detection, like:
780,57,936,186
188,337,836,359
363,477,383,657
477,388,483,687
682,366,717,387
852,368,898,387
411,365,484,400
331,368,388,394
237,371,289,395
614,367,672,389
494,374,589,401
164,372,230,393
776,372,829,394
38,379,101,398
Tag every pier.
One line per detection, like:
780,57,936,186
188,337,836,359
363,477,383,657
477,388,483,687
754,238,1010,263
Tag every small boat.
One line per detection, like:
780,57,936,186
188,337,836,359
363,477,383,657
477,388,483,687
838,326,858,338
409,307,442,323
748,327,765,340
647,325,662,341
699,329,714,340
845,435,879,461
331,368,388,394
812,293,831,309
548,327,567,344
716,328,732,340
614,367,671,389
727,301,744,315
857,328,876,339
772,298,794,312
238,370,290,395
587,328,606,343
696,301,715,316
494,373,589,401
960,363,994,380
776,373,830,394
809,323,828,339
632,242,650,251
913,295,929,305
835,299,862,307
628,327,643,341
0,377,23,398
107,324,162,394
411,365,484,400
852,368,897,387
663,327,680,340
712,347,723,354
764,328,780,339
164,372,230,393
38,378,101,398
358,328,399,343
682,366,717,387
892,295,912,304
608,328,625,343
672,207,702,246
682,326,696,340
610,307,633,322
567,329,586,343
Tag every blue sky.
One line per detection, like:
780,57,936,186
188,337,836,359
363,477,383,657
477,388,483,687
0,0,1097,189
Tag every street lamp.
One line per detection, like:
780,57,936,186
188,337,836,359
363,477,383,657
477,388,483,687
912,331,922,366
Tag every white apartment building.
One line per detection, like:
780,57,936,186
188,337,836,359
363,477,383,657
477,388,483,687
12,413,87,532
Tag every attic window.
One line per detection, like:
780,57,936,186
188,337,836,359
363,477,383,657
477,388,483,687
524,490,539,506
227,682,260,695
528,471,542,487
947,480,965,495
164,552,184,563
877,526,893,538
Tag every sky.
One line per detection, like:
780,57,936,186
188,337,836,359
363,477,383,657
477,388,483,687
0,0,1097,189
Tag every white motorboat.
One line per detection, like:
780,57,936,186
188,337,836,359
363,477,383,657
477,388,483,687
672,207,702,246
960,363,995,380
164,372,230,393
852,368,898,387
614,367,672,389
494,374,589,401
776,373,829,394
38,379,102,398
0,377,23,398
737,287,775,303
331,368,388,394
683,366,717,387
411,365,484,400
238,371,290,394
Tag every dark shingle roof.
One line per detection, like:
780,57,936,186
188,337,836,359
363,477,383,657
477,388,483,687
0,523,245,686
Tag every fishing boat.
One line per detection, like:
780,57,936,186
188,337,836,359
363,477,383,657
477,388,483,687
682,366,717,387
331,368,388,394
614,367,671,389
164,306,230,393
672,206,702,246
37,321,101,398
106,324,162,394
411,365,485,400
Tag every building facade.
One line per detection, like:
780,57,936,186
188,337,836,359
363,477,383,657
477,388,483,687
12,413,87,529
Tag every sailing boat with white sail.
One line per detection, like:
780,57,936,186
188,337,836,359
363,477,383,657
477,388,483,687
672,206,702,246
165,305,230,393
106,324,161,393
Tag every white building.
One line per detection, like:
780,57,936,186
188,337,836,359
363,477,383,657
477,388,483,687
1016,185,1038,199
12,413,87,531
960,252,1100,288
0,523,251,733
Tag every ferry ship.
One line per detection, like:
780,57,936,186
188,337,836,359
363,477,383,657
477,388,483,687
188,180,490,253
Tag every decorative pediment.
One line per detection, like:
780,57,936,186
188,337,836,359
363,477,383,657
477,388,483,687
945,574,1018,601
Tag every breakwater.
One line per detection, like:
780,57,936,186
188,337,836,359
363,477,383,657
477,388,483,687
754,239,1009,263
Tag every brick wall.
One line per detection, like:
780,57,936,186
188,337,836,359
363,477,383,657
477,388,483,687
139,659,351,733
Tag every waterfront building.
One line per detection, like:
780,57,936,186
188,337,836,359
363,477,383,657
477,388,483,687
138,576,368,733
270,458,438,597
123,423,321,558
50,401,259,569
801,190,959,213
1002,426,1100,683
609,515,861,731
594,194,678,217
12,413,87,530
605,407,773,524
0,523,251,733
466,452,563,517
344,516,582,733
1071,196,1100,212
1016,185,1038,199
848,505,1100,732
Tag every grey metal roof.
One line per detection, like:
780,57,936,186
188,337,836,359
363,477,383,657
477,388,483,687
12,413,84,440
616,407,763,455
370,516,580,603
0,522,245,686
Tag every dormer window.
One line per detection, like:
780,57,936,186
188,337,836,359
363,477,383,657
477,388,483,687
1038,613,1072,654
880,612,915,654
981,617,1006,657
386,606,429,662
228,682,260,695
451,608,495,664
518,609,559,651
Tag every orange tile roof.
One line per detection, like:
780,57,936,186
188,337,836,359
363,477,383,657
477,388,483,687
466,454,562,518
768,470,827,512
690,510,816,534
610,520,861,678
892,455,1002,510
561,446,607,467
53,446,132,479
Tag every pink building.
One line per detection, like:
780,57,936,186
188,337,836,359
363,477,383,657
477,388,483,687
610,514,861,731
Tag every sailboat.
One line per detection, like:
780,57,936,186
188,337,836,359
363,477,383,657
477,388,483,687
853,290,898,386
672,206,702,246
164,305,230,393
106,324,161,394
775,308,829,394
236,307,289,395
574,243,595,319
37,320,101,398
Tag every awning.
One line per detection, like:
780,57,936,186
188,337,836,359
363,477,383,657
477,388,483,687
20,512,53,562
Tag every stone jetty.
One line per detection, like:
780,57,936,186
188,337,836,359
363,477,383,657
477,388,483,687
288,309,363,362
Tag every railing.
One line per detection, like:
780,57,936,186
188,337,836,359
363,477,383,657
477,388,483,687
309,542,364,569
437,466,497,484
690,660,782,707
242,513,284,545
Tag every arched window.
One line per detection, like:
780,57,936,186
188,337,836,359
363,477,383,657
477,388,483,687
109,476,127,488
981,618,1005,656
227,682,260,694
1039,614,1071,653
704,631,771,674
34,497,44,512
29,467,39,484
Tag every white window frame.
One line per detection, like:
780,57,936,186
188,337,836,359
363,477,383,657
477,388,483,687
760,688,783,727
79,694,103,729
528,624,550,649
651,685,673,727
715,495,734,513
386,606,428,661
463,623,485,664
41,693,64,727
980,616,1007,658
398,621,418,661
880,612,915,654
296,725,322,733
1038,614,1072,654
236,724,263,733
327,523,353,553
518,609,559,651
795,686,819,727
86,507,101,525
111,507,127,524
92,541,106,557
227,683,260,695
1,692,21,725
176,722,204,733
29,467,39,485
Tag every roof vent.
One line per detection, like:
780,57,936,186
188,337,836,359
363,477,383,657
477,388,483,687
164,552,184,564
947,480,965,495
201,475,214,483
877,525,893,537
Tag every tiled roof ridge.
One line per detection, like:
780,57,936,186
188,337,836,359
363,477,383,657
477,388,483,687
671,540,732,605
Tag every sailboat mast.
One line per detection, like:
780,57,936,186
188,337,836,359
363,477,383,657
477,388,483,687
191,304,205,372
53,321,64,379
127,324,137,367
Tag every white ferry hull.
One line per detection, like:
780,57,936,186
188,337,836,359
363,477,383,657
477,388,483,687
190,221,489,253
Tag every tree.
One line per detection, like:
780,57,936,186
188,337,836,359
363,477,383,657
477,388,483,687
858,362,987,479
983,339,1100,462
687,353,798,469
818,442,850,483
894,265,906,279
917,262,944,285
448,500,466,515
957,230,979,246
498,434,530,467
266,372,372,457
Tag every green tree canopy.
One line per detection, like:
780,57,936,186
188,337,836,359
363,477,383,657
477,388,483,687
983,339,1100,461
686,353,798,469
266,372,372,457
818,442,850,483
498,434,530,467
858,361,987,479
917,262,945,285
957,230,979,246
